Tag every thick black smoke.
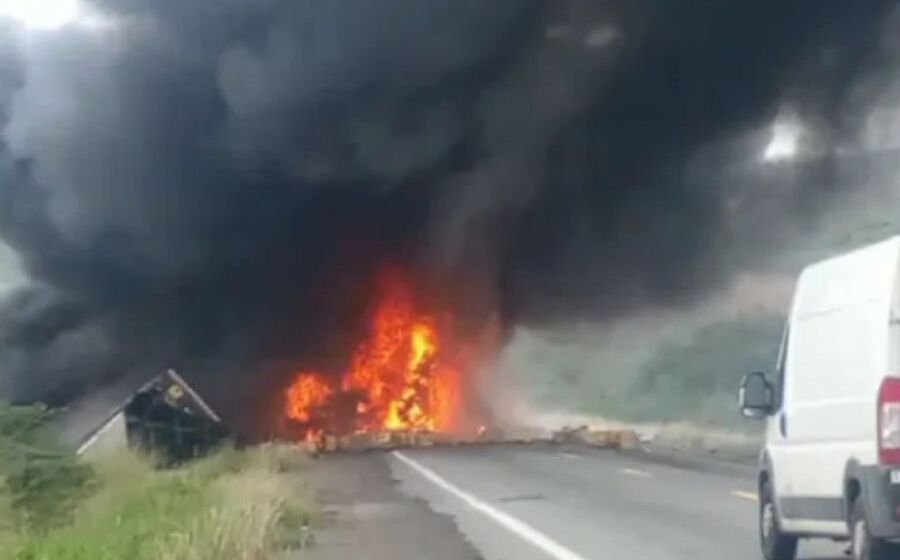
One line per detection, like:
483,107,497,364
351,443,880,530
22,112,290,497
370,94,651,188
0,0,896,424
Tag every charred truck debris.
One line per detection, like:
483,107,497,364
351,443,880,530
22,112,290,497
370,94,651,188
0,1,898,442
77,370,228,461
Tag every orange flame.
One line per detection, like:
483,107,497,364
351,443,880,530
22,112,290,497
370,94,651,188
285,372,332,423
344,272,459,432
283,270,461,436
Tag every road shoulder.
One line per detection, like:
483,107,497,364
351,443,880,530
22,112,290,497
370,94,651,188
303,452,482,560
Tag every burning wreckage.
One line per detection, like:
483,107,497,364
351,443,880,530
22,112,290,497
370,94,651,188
70,270,637,457
277,270,639,452
72,270,471,458
75,370,229,461
279,270,468,450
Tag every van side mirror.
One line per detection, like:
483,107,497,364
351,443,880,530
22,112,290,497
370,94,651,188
739,371,774,418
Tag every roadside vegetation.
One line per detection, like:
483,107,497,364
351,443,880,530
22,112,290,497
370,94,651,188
625,313,784,425
508,312,784,429
0,402,315,560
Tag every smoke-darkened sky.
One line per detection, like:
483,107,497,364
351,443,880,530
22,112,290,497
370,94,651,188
0,0,898,412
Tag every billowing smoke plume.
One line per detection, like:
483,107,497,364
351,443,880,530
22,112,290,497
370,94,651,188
0,0,897,426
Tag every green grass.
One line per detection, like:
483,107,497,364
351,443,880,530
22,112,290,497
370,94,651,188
3,446,315,560
11,467,208,560
0,404,314,560
0,404,97,531
510,313,784,429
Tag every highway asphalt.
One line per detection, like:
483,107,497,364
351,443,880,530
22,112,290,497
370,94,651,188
387,445,849,560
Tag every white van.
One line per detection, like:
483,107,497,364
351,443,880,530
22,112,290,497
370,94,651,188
740,236,900,560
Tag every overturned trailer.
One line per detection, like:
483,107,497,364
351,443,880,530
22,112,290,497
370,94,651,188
75,369,228,461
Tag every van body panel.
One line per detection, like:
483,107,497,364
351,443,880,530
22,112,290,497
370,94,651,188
763,236,900,535
778,518,847,537
783,298,884,499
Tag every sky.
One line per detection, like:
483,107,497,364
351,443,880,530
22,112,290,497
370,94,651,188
0,0,81,30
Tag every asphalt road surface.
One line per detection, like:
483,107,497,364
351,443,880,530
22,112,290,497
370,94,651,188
383,445,849,560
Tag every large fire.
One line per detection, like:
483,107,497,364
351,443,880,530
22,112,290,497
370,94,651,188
284,271,461,438
284,373,332,423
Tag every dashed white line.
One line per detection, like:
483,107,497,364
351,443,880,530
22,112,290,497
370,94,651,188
731,490,759,502
393,451,590,560
561,452,581,459
620,468,652,478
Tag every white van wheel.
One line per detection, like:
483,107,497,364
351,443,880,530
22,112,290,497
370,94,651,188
759,481,797,560
850,499,895,560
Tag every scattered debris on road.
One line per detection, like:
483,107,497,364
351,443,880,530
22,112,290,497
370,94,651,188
299,424,640,454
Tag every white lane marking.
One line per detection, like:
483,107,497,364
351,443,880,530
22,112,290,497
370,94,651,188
561,452,580,459
731,490,759,502
620,468,652,478
393,451,589,560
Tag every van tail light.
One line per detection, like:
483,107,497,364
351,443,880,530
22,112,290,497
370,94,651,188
879,377,900,465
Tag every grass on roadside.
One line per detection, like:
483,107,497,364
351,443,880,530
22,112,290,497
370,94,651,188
1,441,315,560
